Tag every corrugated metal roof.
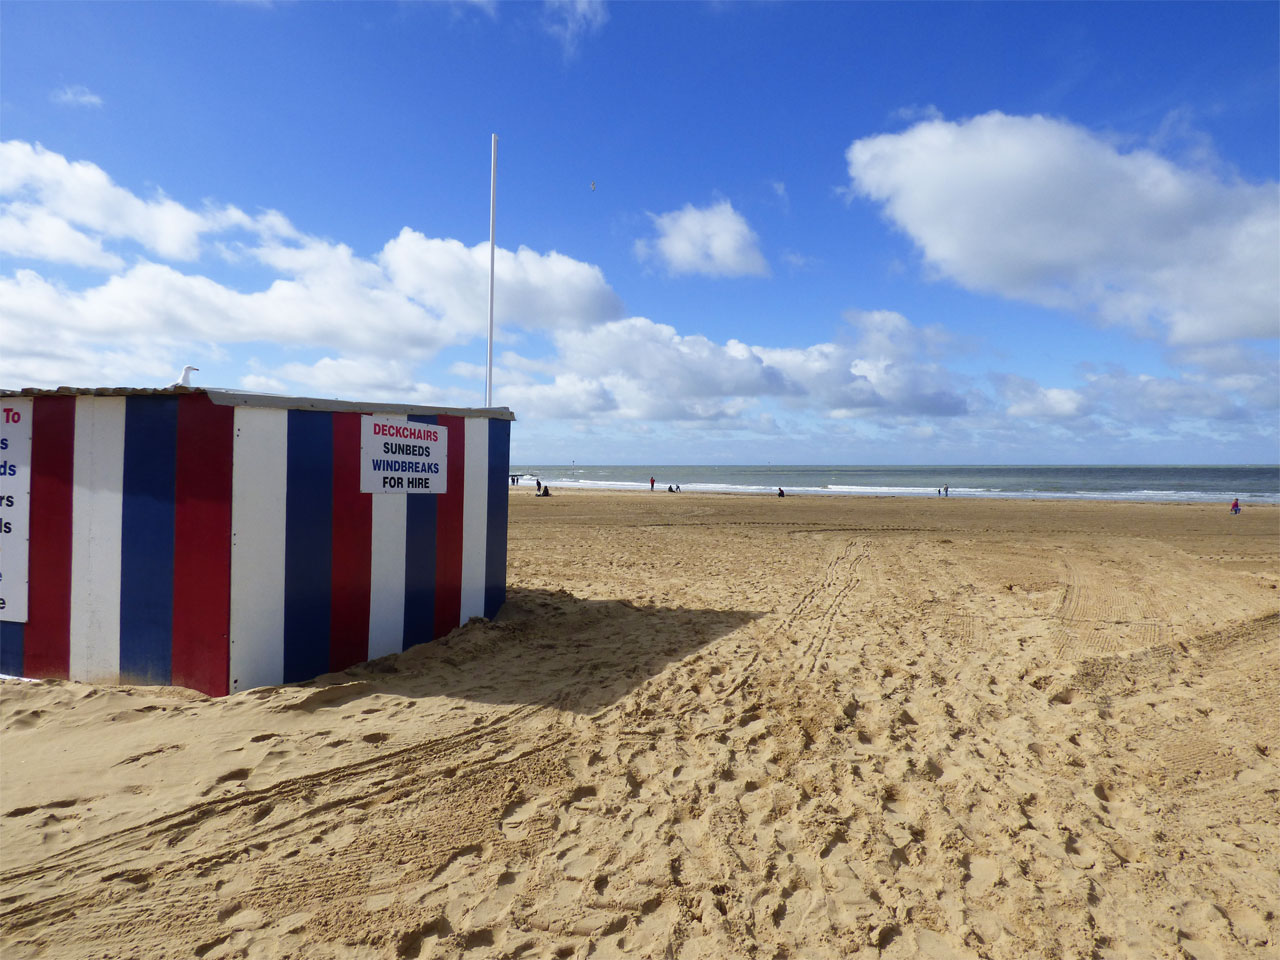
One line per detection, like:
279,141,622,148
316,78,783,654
0,386,516,420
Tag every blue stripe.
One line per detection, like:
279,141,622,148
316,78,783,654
484,418,510,619
402,414,437,649
0,621,24,676
283,410,333,683
119,396,178,684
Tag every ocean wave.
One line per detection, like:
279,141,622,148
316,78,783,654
512,466,1278,504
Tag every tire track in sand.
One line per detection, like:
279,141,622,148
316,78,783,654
784,537,868,681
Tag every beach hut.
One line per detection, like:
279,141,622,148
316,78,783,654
0,387,514,696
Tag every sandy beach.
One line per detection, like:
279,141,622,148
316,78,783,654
2,489,1277,960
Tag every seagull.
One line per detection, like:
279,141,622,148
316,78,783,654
169,365,199,388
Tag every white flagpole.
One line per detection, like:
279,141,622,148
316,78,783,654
486,134,497,407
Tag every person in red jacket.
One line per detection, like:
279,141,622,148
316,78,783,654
650,476,655,491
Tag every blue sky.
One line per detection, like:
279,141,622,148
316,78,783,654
1,1,1277,465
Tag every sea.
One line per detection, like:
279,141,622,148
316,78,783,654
508,465,1280,505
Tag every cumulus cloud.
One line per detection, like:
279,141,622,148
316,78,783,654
996,374,1088,420
0,140,264,262
847,111,1280,344
0,204,124,270
380,228,622,334
752,310,968,418
491,310,974,424
0,141,623,390
1077,366,1258,423
3,138,1270,457
254,356,463,406
499,373,619,419
636,200,769,278
51,85,103,108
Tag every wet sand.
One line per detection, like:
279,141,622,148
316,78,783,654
2,489,1278,959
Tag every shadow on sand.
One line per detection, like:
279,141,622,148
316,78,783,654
277,586,762,716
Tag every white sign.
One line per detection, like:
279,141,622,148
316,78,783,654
360,415,447,494
0,398,32,622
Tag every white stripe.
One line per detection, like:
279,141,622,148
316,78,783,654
368,415,407,660
460,417,489,623
229,407,288,692
69,397,125,682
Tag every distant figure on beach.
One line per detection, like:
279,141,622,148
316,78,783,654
538,485,551,497
1231,498,1241,514
675,484,681,492
778,487,785,498
667,485,675,492
535,478,542,493
944,484,949,497
937,488,941,497
650,476,656,491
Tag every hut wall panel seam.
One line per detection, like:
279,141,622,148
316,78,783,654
283,410,333,684
432,415,464,637
119,395,178,685
172,394,234,696
24,396,75,678
484,418,510,619
229,407,288,692
404,414,438,648
69,397,125,683
329,412,372,673
460,418,489,623
368,416,408,661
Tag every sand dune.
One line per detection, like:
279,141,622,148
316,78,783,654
2,491,1277,959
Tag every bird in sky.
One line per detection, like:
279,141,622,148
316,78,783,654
590,181,596,191
169,365,199,388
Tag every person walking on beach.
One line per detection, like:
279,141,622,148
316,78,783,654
944,484,949,497
1231,498,1241,514
650,476,655,491
536,478,542,493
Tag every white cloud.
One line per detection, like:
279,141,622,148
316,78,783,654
997,374,1088,419
51,85,103,108
1078,366,1260,422
488,310,976,424
0,139,253,261
0,141,624,391
380,228,622,334
636,200,769,278
499,373,618,419
847,111,1280,344
0,204,124,270
2,138,1271,457
543,0,607,59
754,311,968,417
252,356,463,406
240,374,287,394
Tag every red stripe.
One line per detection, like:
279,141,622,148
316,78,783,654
329,412,371,671
24,396,75,679
433,415,465,639
171,394,234,696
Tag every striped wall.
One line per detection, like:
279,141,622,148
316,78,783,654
0,393,511,696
